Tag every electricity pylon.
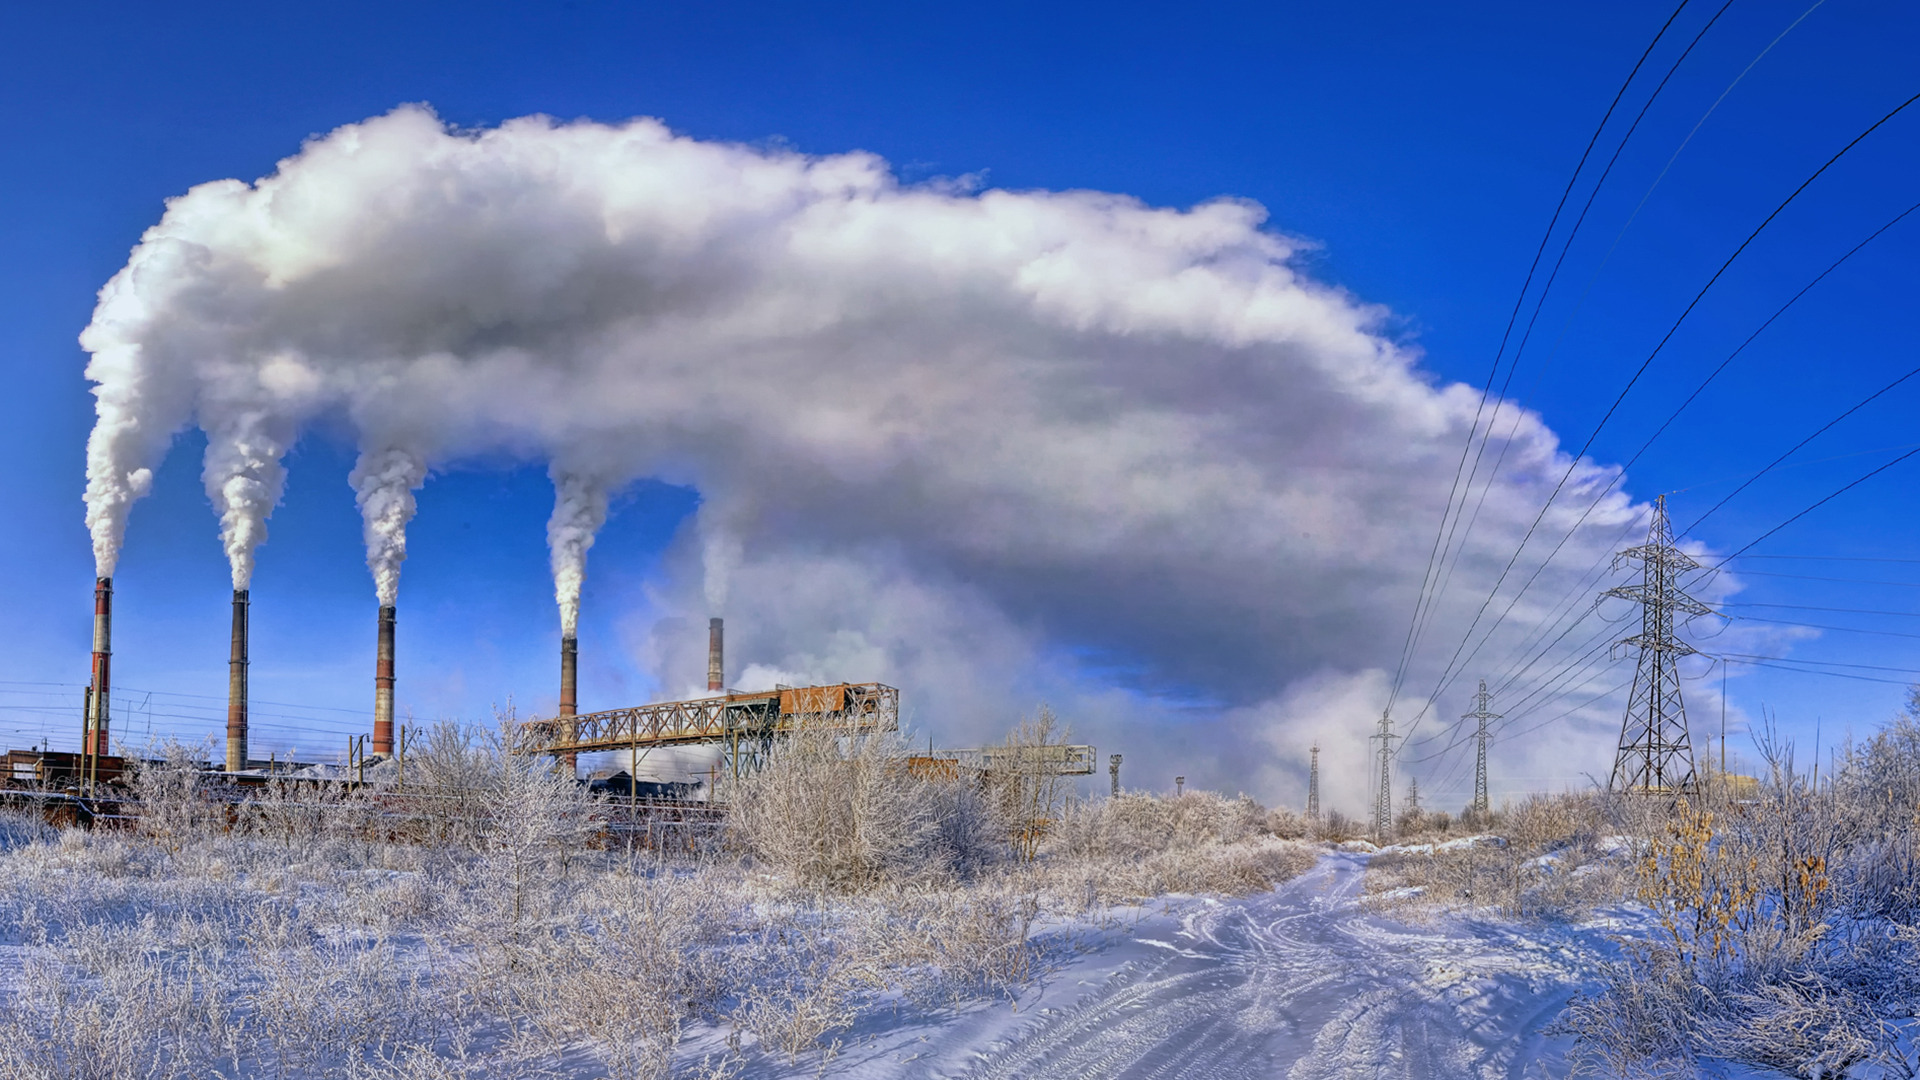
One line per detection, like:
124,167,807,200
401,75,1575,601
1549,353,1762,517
1371,710,1397,841
1607,495,1712,795
1306,743,1320,820
1463,679,1500,817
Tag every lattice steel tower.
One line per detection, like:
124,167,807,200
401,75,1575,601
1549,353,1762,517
1606,495,1712,794
1372,710,1397,841
1463,680,1500,817
1306,743,1320,820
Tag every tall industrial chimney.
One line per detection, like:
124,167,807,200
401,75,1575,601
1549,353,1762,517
707,617,724,692
559,633,578,718
373,605,395,756
227,589,249,772
85,577,113,756
558,631,579,776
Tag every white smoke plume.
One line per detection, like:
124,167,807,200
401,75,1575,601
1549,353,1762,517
201,409,294,590
349,448,426,607
76,105,1768,807
702,524,742,615
548,470,610,636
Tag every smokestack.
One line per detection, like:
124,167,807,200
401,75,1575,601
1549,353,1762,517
227,589,249,772
374,605,395,756
86,577,112,756
707,617,724,692
558,632,579,776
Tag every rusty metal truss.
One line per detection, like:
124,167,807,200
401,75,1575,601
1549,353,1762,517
514,683,900,774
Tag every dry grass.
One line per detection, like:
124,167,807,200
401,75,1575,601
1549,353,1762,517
1364,791,1631,921
1374,703,1920,1077
0,715,1318,1078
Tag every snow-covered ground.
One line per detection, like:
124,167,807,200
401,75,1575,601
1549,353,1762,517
720,851,1666,1079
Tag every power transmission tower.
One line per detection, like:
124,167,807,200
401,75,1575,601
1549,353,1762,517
1606,494,1713,795
1463,679,1500,817
1306,742,1320,820
1371,710,1397,842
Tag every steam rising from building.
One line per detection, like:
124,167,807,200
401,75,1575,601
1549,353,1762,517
75,104,1689,802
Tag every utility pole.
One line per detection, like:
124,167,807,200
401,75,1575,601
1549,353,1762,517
1606,495,1712,795
1371,710,1397,842
1306,742,1320,821
1463,679,1500,818
1109,753,1122,798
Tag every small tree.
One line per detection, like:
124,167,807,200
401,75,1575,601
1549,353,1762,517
998,706,1074,862
132,738,220,858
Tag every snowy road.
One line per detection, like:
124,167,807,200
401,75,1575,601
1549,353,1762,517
832,852,1633,1080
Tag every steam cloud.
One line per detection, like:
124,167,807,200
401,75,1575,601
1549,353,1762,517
78,105,1744,805
548,470,610,635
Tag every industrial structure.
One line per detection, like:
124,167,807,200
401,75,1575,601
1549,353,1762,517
227,589,249,772
1607,495,1710,795
1463,681,1498,818
1306,743,1320,821
1371,710,1396,842
77,577,113,792
515,682,903,779
373,605,396,757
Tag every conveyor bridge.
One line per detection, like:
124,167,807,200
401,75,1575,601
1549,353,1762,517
514,683,900,776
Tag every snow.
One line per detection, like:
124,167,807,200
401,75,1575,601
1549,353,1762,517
707,851,1667,1078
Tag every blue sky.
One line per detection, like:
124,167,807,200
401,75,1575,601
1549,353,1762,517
1,1,1916,796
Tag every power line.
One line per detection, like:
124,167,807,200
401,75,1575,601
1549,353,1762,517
1720,657,1916,686
1733,554,1920,564
1406,1,1737,677
1388,0,1698,710
1728,570,1920,587
1706,447,1920,569
1727,615,1920,641
1402,87,1920,749
1721,602,1920,618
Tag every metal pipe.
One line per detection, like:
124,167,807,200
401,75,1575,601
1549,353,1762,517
373,605,395,756
227,589,249,772
86,577,112,757
707,617,724,692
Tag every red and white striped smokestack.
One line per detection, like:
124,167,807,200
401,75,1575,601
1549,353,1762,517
86,577,112,756
227,590,249,772
373,605,395,756
707,617,724,692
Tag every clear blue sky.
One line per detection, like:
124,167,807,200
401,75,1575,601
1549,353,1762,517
1,0,1915,773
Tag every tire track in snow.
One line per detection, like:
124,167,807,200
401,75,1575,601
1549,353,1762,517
957,852,1609,1080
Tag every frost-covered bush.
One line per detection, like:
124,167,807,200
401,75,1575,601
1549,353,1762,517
1560,709,1920,1077
1044,790,1313,902
727,728,973,890
1365,790,1627,919
1055,790,1264,859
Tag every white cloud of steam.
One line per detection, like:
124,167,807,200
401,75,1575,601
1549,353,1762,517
701,525,742,615
77,104,1765,807
349,448,426,607
548,470,610,635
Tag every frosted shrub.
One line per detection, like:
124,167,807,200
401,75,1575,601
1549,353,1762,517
1560,714,1920,1077
1048,790,1313,901
728,727,951,890
130,737,223,858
